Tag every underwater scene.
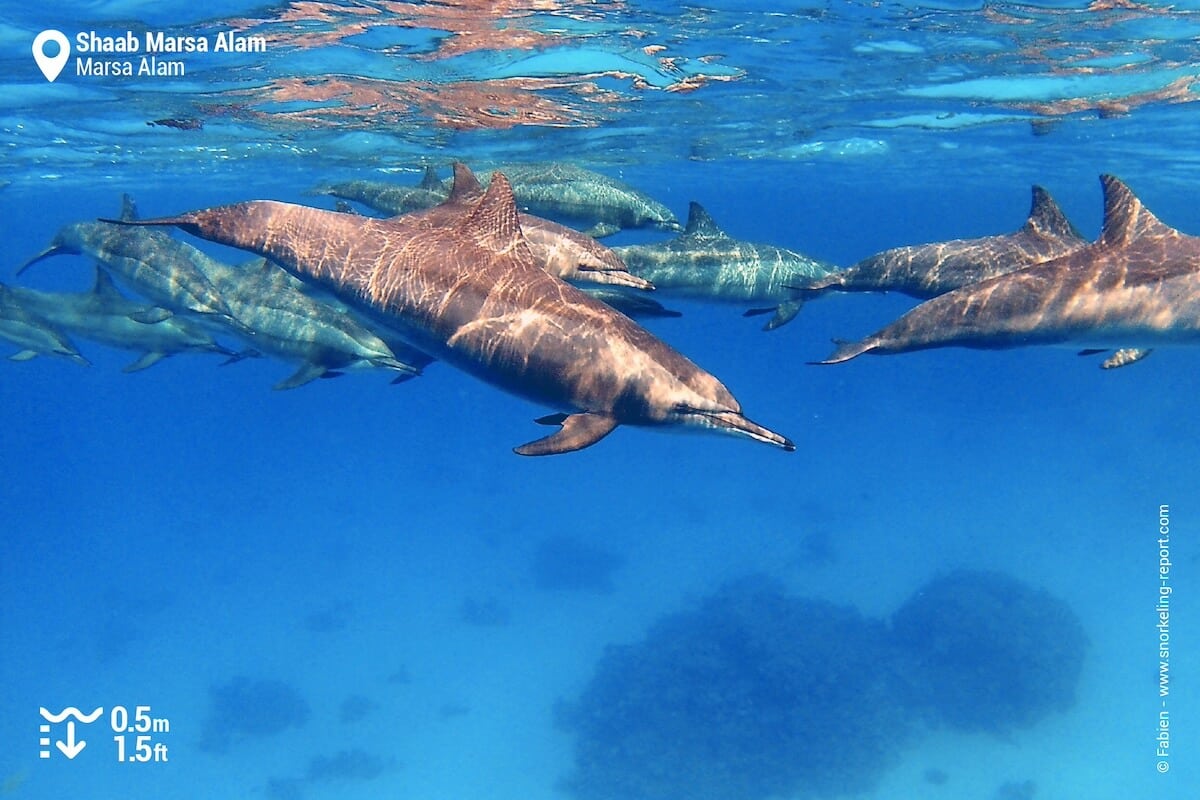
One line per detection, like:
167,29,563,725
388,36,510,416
1,1,1197,799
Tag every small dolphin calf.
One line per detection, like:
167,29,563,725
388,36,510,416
616,202,836,328
470,162,681,238
313,165,448,215
816,175,1200,363
113,175,792,455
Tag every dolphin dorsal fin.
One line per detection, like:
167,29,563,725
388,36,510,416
120,194,139,222
1098,174,1171,248
1024,185,1083,241
683,202,726,238
91,266,124,298
462,172,526,255
447,162,484,204
419,164,442,190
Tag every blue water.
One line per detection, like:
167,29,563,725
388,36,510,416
1,2,1197,799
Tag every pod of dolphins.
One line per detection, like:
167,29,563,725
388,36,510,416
5,163,1194,455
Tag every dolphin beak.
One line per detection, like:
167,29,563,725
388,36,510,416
691,409,795,451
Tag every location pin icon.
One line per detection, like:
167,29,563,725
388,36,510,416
33,30,70,82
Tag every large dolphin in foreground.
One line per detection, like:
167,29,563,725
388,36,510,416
616,202,836,328
814,175,1200,364
108,175,793,455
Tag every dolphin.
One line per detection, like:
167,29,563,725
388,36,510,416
330,162,680,238
457,162,681,238
109,174,793,455
313,165,448,216
615,202,837,328
746,186,1086,329
0,283,89,365
576,287,682,319
7,267,238,371
193,257,431,389
412,163,651,290
814,175,1200,364
20,197,249,334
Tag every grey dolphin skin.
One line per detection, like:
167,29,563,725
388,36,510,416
815,175,1200,364
407,163,652,290
805,185,1084,298
747,185,1086,329
323,162,680,238
194,257,431,390
8,268,237,371
314,165,448,216
0,283,89,365
20,198,249,334
616,202,836,328
112,174,793,455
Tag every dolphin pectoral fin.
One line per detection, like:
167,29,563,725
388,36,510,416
742,306,774,318
514,413,618,456
1101,347,1153,369
8,349,39,362
764,299,805,331
583,223,621,239
123,351,167,372
128,308,173,325
221,349,261,366
273,362,330,390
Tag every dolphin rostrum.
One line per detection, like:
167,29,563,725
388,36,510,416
814,175,1200,364
108,175,793,455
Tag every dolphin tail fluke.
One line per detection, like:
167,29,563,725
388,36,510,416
514,412,619,456
810,337,874,365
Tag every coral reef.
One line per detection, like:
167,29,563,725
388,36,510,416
198,676,311,754
890,569,1089,734
558,575,910,800
561,569,1088,800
